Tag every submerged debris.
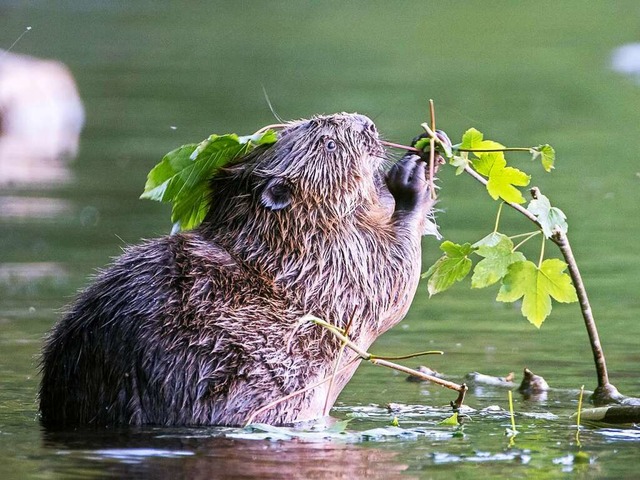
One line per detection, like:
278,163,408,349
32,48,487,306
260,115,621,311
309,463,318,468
518,368,550,395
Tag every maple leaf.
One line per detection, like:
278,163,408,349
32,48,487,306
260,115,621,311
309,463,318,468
471,233,526,288
532,144,555,172
496,259,578,328
422,241,474,296
460,128,505,153
472,152,530,204
527,193,568,238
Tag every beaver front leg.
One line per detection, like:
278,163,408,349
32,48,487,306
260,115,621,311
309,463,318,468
369,135,449,337
386,130,450,233
386,153,431,213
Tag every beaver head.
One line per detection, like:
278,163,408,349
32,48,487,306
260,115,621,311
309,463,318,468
254,113,385,213
201,113,398,261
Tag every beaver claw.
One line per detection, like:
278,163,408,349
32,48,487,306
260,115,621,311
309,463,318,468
386,154,430,212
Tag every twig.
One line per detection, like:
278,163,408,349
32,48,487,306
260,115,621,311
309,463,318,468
306,315,468,408
370,358,465,392
575,385,585,446
381,140,419,152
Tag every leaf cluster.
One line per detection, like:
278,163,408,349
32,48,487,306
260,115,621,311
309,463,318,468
140,130,277,232
422,128,576,328
424,233,577,328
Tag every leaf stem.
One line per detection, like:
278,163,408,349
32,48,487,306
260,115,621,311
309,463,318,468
538,233,546,269
307,315,468,405
512,231,540,253
508,390,517,433
371,350,444,361
509,231,541,240
493,202,504,233
323,326,350,416
456,147,533,153
429,99,436,132
253,123,287,134
244,356,360,426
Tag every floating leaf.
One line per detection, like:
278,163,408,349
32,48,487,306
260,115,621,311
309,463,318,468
326,418,352,433
422,241,474,296
527,193,568,238
439,412,459,426
141,130,277,231
471,233,526,289
496,259,578,328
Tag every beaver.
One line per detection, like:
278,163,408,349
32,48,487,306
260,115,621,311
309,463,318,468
39,113,442,428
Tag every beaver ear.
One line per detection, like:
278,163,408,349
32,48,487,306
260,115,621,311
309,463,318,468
261,178,292,211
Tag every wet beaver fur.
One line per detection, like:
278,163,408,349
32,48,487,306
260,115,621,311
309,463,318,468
39,113,440,428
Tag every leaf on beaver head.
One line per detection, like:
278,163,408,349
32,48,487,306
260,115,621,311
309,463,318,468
141,130,277,232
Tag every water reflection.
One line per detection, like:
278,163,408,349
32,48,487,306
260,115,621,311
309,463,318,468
0,195,71,219
0,262,67,283
0,50,84,187
43,429,413,480
611,43,640,82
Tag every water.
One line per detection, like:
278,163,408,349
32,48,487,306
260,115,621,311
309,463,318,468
1,1,639,478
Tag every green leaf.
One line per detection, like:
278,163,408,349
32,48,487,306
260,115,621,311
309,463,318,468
414,137,431,152
527,194,568,238
471,234,526,288
472,231,504,248
439,412,459,426
532,144,555,172
415,136,453,160
460,128,483,150
460,128,505,157
422,241,474,296
472,153,531,204
496,259,578,328
141,130,277,231
450,154,470,175
141,144,199,202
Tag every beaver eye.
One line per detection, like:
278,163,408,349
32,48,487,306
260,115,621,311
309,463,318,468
324,138,337,152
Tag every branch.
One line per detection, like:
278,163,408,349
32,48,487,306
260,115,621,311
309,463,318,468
306,315,468,408
552,231,610,389
462,165,618,401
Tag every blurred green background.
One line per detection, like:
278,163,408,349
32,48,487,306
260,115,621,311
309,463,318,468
1,1,639,478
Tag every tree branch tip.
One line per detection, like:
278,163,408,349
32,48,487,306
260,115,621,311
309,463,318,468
530,186,541,199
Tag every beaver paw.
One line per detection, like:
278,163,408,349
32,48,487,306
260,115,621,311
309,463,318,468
386,155,430,212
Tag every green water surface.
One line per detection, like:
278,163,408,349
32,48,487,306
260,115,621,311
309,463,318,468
1,1,639,478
